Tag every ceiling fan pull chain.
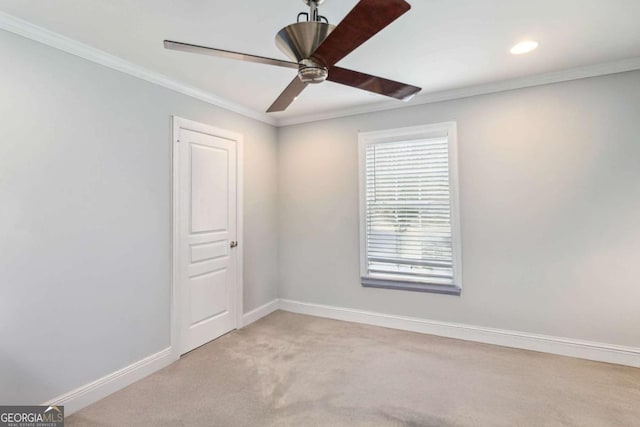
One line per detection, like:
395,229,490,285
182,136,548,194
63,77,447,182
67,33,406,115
298,1,328,23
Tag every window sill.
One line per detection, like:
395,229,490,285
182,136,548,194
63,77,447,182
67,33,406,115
361,277,462,296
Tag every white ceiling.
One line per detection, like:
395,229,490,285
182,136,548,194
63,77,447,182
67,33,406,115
1,0,639,122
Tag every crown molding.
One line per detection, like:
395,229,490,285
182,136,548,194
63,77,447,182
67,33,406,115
275,56,640,127
2,11,640,129
0,11,276,126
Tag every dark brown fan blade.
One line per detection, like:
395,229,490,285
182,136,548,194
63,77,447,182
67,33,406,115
328,66,421,100
311,0,411,67
164,40,299,69
267,77,308,112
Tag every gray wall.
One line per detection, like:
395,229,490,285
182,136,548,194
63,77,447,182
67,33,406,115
2,23,640,407
277,70,640,348
0,30,278,404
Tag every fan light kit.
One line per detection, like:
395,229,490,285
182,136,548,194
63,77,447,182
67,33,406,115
164,0,421,112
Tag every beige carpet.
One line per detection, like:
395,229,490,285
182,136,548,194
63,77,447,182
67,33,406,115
68,311,639,426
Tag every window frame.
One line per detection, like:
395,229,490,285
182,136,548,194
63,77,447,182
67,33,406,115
358,122,462,296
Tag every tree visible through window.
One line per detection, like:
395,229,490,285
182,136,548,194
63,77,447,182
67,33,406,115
359,123,461,294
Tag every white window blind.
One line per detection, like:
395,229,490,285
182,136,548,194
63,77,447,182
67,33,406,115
359,123,461,294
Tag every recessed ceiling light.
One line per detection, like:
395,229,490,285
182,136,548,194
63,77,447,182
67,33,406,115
510,40,539,55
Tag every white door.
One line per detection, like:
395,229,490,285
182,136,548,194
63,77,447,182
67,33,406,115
173,117,241,355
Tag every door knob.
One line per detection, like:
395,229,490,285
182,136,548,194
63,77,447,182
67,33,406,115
230,241,238,248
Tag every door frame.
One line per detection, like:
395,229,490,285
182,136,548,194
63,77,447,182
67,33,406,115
170,116,244,358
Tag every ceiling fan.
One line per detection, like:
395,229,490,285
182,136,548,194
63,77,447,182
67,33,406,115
164,0,421,113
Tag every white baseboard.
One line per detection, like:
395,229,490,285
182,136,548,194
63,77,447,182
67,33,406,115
242,299,280,327
42,298,638,417
279,299,640,368
43,347,177,416
44,297,279,416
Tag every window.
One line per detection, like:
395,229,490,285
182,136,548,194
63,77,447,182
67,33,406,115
358,123,462,295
